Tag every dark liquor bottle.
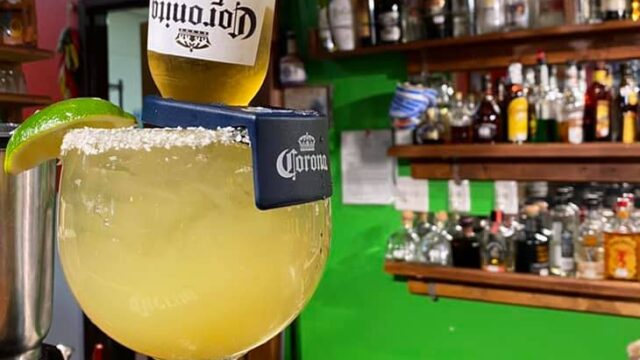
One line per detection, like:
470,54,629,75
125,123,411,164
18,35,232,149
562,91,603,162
425,0,453,39
377,0,402,43
450,91,473,143
401,0,425,42
534,51,560,142
583,63,613,142
451,216,482,269
506,62,529,143
618,62,639,144
515,204,550,275
603,0,628,20
356,0,377,46
483,210,507,273
473,74,502,143
414,107,445,144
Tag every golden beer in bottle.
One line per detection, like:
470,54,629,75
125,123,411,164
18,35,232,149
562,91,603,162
147,0,275,106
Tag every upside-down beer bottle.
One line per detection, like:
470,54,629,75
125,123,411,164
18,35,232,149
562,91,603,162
147,0,276,105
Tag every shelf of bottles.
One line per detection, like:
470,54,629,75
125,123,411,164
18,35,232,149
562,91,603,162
313,0,640,72
386,52,640,182
385,186,640,317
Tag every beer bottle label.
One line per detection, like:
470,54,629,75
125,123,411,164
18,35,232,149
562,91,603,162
147,0,273,66
596,100,610,138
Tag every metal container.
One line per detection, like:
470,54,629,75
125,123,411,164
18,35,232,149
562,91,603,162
0,124,56,360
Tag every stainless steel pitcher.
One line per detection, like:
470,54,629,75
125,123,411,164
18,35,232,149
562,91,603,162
0,123,56,360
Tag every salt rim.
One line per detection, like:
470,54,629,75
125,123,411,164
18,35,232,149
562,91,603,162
61,127,250,156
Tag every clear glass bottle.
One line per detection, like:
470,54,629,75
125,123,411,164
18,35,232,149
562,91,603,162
505,0,530,31
473,73,503,143
450,91,473,143
550,188,579,277
501,213,522,272
419,211,452,265
476,0,505,35
531,0,566,28
604,198,639,280
451,216,482,268
386,211,421,261
329,0,357,50
483,210,508,272
414,107,444,144
576,195,606,279
414,212,433,239
401,0,424,42
559,61,584,144
515,204,550,275
356,0,377,46
377,0,403,44
318,0,337,52
451,0,474,37
535,55,561,142
279,32,307,86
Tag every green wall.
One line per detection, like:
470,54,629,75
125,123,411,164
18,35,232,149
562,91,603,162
285,2,640,358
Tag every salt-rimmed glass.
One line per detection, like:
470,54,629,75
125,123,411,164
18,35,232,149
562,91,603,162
57,127,330,360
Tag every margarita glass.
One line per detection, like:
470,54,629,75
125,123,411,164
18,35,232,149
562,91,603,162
57,127,330,360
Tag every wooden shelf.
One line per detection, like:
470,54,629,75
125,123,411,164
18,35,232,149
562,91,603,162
388,143,640,182
385,261,640,317
0,45,53,63
0,93,51,108
310,20,640,72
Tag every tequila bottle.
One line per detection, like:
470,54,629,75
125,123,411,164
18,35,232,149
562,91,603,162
419,211,452,265
386,211,421,261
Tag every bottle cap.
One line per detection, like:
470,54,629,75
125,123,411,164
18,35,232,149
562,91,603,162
524,204,540,217
459,216,474,227
435,211,448,222
402,211,415,222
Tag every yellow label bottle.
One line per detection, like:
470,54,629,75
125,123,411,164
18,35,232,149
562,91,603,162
596,100,610,139
623,111,637,144
508,97,528,143
604,234,637,279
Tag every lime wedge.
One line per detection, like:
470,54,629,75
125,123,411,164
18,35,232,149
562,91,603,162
4,98,137,174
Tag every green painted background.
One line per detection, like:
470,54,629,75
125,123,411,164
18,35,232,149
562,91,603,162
282,2,640,359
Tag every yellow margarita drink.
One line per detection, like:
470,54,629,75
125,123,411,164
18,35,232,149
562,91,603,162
57,127,330,360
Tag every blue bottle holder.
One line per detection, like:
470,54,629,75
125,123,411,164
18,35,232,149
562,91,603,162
142,96,332,210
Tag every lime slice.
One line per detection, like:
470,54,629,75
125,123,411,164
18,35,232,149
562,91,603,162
4,98,137,174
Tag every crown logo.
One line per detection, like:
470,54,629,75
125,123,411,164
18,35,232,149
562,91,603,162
298,133,316,152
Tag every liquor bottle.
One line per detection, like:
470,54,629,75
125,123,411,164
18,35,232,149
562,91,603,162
618,62,639,144
535,53,560,142
451,216,482,268
450,91,473,143
576,195,605,279
414,107,445,144
476,0,506,35
483,210,507,272
524,67,539,142
501,213,522,272
531,0,566,28
401,0,425,42
473,74,502,143
419,211,452,265
633,0,640,21
559,61,584,144
279,32,307,86
318,0,337,52
602,0,628,20
356,0,377,46
329,0,357,51
451,0,474,37
414,212,433,239
604,198,639,280
550,188,579,277
425,0,452,39
377,0,402,43
386,211,421,261
583,63,612,142
436,81,453,142
505,0,530,31
506,62,529,143
515,204,550,275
